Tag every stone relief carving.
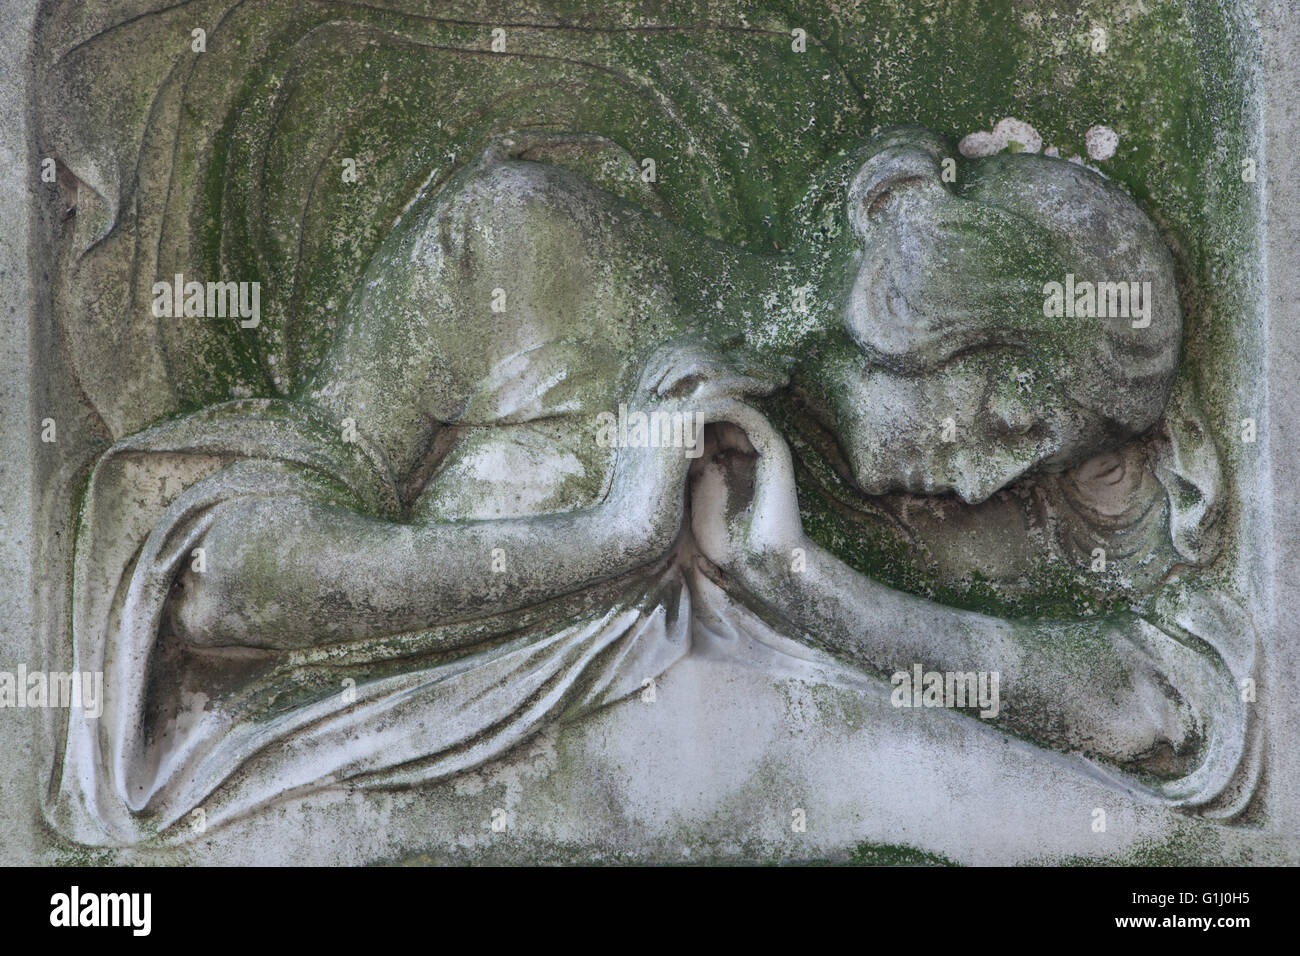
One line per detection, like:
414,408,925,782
33,2,1259,847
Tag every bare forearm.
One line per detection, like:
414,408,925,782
731,537,1010,672
170,495,676,648
724,536,1194,762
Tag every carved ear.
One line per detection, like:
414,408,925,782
846,127,957,235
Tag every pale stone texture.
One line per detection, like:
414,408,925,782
0,0,41,868
1258,0,1300,854
2,0,1297,864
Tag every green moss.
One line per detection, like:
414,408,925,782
847,841,960,866
1054,825,1229,867
50,846,120,867
80,0,1257,620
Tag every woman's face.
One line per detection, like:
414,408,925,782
806,341,1107,504
807,163,1110,504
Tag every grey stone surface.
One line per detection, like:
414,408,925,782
1259,0,1300,843
2,0,1297,864
0,0,40,868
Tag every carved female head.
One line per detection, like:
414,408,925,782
798,127,1182,503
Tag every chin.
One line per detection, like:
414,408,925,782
849,462,890,497
952,484,996,506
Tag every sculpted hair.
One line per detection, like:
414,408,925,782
796,126,1182,441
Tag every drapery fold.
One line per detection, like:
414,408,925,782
47,399,691,845
47,397,1258,846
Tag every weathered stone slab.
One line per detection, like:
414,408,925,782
2,0,1296,865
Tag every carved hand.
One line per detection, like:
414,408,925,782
609,340,788,549
689,403,805,581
